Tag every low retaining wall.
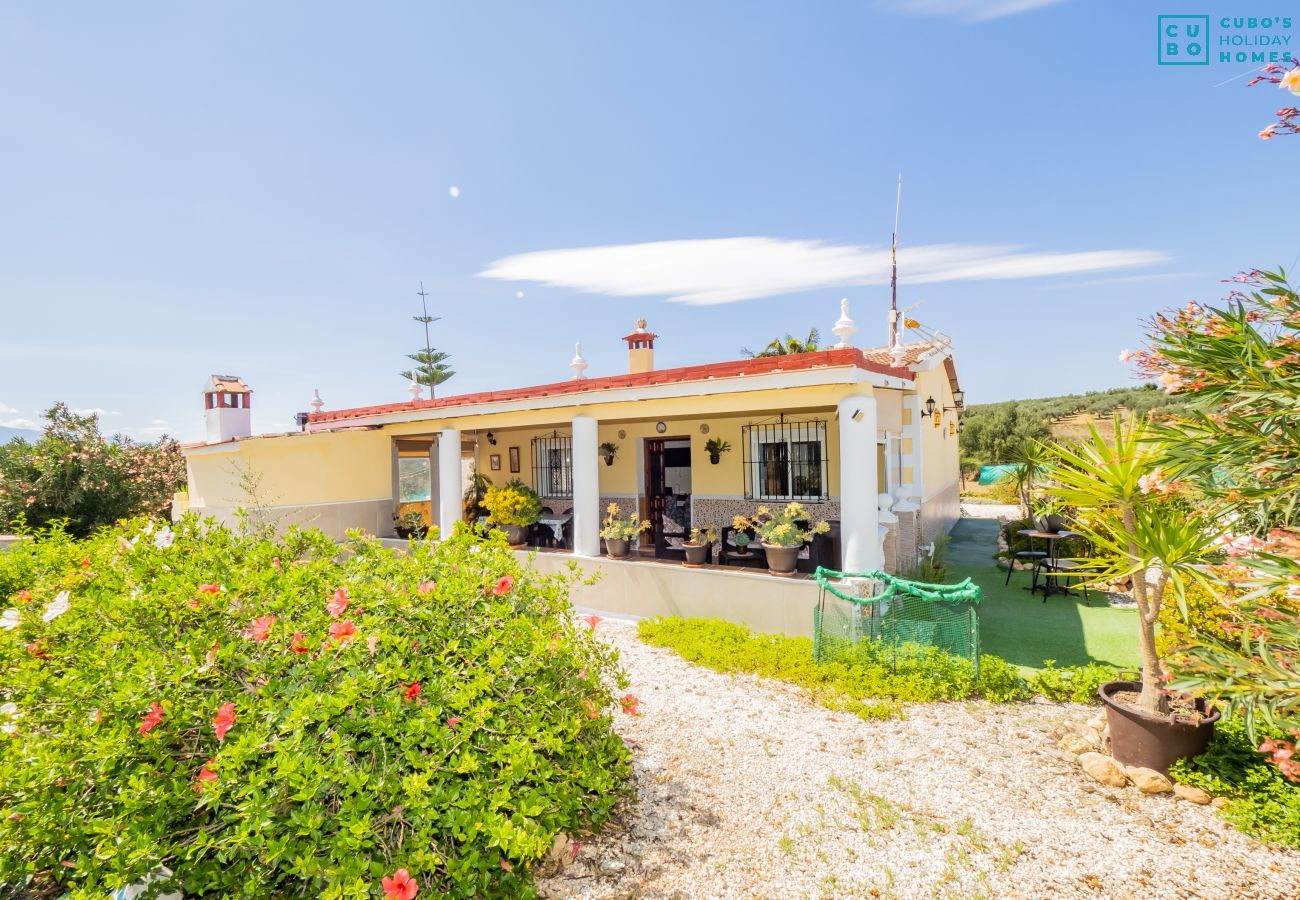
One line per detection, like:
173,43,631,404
516,551,822,638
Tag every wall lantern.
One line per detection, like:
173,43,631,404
920,396,938,418
486,431,497,446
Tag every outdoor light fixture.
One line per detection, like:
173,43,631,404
851,408,864,423
920,396,937,418
486,431,497,445
944,389,966,413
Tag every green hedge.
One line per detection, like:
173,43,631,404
0,518,631,897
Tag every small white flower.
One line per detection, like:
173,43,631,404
143,519,155,536
153,526,174,550
41,590,70,622
0,702,18,736
0,609,20,630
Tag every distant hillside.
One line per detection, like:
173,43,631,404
0,426,40,444
959,385,1189,467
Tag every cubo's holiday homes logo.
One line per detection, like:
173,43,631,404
1158,15,1294,66
1159,15,1209,65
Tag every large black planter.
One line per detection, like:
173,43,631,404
1099,680,1219,774
683,543,711,567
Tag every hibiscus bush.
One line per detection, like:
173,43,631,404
0,517,632,897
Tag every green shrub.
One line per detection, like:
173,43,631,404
0,403,185,536
1026,661,1119,704
636,617,1035,712
1170,716,1300,848
0,518,631,897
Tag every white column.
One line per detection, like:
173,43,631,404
903,394,925,505
838,395,882,573
438,428,461,540
571,414,601,557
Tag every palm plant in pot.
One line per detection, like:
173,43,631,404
481,479,542,547
1043,417,1224,773
600,502,649,559
704,438,730,465
682,525,718,567
736,502,829,576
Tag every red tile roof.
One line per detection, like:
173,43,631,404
308,348,913,426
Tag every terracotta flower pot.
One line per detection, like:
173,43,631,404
605,537,631,559
504,524,529,547
762,543,799,576
683,543,711,567
1099,680,1220,774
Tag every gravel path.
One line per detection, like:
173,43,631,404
538,620,1300,900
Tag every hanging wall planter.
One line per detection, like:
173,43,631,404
704,437,731,465
599,441,618,467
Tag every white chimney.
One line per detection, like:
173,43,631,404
203,375,253,444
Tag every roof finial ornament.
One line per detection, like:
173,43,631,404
310,389,324,413
407,381,424,401
570,341,588,380
635,318,647,332
832,298,857,349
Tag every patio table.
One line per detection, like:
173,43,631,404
536,512,573,545
1017,529,1079,598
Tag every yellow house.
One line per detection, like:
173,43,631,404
182,319,964,578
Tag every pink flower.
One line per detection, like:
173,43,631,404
447,716,462,729
1138,468,1170,495
328,620,357,645
417,580,436,595
198,583,221,595
290,633,311,654
620,693,640,716
367,634,380,656
583,700,600,719
242,615,276,643
1222,534,1266,558
213,702,236,742
271,557,282,572
196,761,218,790
138,701,165,735
1281,67,1300,95
381,868,419,900
492,576,515,596
584,614,602,630
327,588,350,618
16,590,32,605
1118,349,1134,363
1157,372,1183,394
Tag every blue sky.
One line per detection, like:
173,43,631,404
1,1,1296,442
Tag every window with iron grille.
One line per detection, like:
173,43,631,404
531,432,573,498
742,419,829,501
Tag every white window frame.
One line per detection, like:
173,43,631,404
748,422,829,502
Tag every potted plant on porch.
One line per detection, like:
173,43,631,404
481,479,542,548
736,502,830,577
704,437,730,465
682,525,718,567
600,503,649,559
1043,417,1224,773
392,509,429,540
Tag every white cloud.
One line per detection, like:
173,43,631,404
0,418,39,430
72,407,121,417
480,237,1168,306
886,0,1068,21
0,403,16,414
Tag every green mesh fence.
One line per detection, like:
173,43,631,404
812,567,982,676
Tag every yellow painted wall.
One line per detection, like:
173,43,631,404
914,366,961,498
186,429,392,510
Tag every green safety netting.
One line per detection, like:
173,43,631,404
812,567,983,675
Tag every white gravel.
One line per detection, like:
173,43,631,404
538,619,1300,900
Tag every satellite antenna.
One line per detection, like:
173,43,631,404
889,173,902,347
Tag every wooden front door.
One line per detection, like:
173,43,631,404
644,437,690,558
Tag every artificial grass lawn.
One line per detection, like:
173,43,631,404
947,518,1140,674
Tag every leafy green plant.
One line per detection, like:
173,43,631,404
0,517,630,896
703,438,731,461
481,479,542,527
741,328,820,358
686,525,718,546
636,617,1037,712
1027,661,1119,704
598,442,618,465
735,502,829,548
1170,716,1300,848
599,503,649,542
904,535,948,584
0,404,185,536
1042,416,1223,715
462,467,492,522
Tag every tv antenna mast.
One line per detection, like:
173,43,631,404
889,173,902,347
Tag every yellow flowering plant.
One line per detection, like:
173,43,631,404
686,525,718,546
599,503,650,541
735,502,829,548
